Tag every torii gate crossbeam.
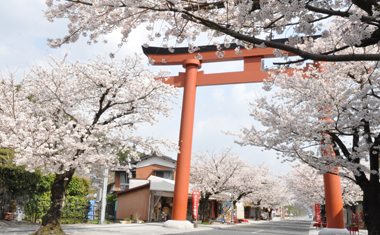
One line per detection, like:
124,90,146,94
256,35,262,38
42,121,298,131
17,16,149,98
142,43,345,231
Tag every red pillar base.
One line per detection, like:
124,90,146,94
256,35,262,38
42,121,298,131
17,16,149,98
318,228,350,235
163,220,194,229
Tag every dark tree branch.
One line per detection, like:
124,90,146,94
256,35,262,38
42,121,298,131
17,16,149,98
177,11,380,62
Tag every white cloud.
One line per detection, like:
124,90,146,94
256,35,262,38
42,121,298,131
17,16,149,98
211,88,225,102
231,84,260,107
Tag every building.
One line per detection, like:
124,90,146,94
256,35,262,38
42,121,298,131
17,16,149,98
111,152,176,193
114,175,181,221
112,153,186,221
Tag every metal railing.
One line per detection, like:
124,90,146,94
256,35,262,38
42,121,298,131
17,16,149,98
35,199,100,224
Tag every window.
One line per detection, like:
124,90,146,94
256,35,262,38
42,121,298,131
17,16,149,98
120,169,136,185
155,170,174,180
120,173,129,185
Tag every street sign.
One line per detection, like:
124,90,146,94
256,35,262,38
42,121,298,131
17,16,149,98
192,191,200,220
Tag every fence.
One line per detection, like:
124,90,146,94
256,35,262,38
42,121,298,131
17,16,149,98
35,199,100,224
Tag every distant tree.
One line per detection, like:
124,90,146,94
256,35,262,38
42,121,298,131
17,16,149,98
243,173,293,220
190,148,274,222
117,145,145,164
283,164,361,206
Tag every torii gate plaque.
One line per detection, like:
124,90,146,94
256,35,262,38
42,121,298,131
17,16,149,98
143,44,346,231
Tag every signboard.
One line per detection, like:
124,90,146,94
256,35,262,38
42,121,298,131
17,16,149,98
221,202,232,223
315,203,321,223
236,202,244,219
192,191,200,220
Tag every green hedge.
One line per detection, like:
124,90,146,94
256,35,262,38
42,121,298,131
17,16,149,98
0,166,53,196
27,193,91,224
0,149,92,224
0,166,92,224
61,196,91,224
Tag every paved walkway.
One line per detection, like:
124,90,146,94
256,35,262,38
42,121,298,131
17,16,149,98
0,218,369,235
308,221,368,235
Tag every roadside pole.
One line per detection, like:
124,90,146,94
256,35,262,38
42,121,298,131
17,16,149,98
100,168,109,225
230,194,234,225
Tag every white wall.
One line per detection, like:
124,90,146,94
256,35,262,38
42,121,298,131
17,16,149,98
129,179,149,189
136,156,176,169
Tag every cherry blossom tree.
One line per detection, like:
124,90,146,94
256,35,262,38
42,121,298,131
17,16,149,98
243,171,293,220
190,148,247,222
283,164,361,206
190,148,278,222
44,0,380,62
230,57,380,234
0,54,178,235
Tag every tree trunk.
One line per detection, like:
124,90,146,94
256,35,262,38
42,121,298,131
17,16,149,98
33,169,75,235
199,198,211,223
362,182,380,235
268,208,273,220
199,193,211,223
255,206,261,221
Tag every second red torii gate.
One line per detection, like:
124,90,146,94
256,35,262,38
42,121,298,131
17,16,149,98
143,43,345,230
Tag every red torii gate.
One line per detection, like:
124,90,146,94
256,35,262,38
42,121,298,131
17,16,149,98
143,44,345,230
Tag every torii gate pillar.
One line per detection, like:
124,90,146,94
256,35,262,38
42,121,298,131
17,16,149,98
161,59,201,229
172,59,200,221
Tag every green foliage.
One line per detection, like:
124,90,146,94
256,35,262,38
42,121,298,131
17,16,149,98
0,148,14,165
28,193,91,224
67,176,90,197
24,193,51,222
0,147,92,224
117,145,145,163
124,218,130,221
283,205,304,216
0,165,90,198
201,221,211,225
61,196,90,224
0,166,53,196
21,175,90,223
132,214,139,221
0,148,91,224
107,194,117,207
85,219,113,224
8,200,16,212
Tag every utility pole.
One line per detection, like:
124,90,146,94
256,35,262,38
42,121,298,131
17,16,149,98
230,194,234,225
100,168,109,225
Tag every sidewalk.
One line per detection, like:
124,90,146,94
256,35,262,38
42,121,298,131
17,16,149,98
4,218,369,235
0,218,274,235
308,221,368,235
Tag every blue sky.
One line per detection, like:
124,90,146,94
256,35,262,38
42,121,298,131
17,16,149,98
0,0,292,173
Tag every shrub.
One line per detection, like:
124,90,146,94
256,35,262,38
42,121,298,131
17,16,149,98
107,194,117,207
8,200,16,212
67,176,91,197
24,175,91,223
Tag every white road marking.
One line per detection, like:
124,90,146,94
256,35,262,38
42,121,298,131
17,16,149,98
252,230,264,234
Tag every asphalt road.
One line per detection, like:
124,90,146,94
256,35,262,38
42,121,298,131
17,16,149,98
179,219,311,235
0,218,312,235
